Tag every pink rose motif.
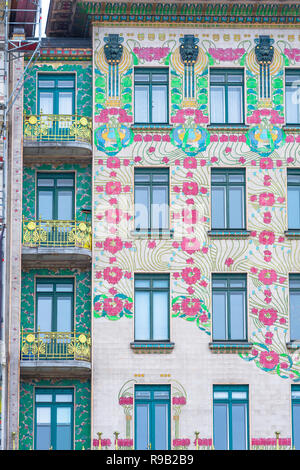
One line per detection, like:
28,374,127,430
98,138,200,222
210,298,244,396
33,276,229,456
259,350,279,369
107,156,120,168
119,396,133,405
181,267,201,285
182,209,197,225
258,269,277,285
259,192,275,207
181,298,201,316
259,308,277,326
263,211,272,224
105,208,122,224
259,230,275,245
181,237,200,254
103,237,123,254
103,266,123,285
260,157,273,169
264,175,272,186
265,332,273,345
225,257,234,267
200,280,208,288
148,241,156,249
183,157,197,169
182,182,199,196
105,181,122,195
172,396,186,405
103,297,123,316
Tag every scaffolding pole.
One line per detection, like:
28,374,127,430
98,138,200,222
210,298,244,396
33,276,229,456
0,0,42,450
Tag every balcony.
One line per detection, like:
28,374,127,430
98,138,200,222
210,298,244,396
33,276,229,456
23,114,92,159
22,218,92,267
20,329,91,377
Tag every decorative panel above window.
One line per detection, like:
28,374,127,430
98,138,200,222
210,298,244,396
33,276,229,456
134,68,169,125
210,69,244,125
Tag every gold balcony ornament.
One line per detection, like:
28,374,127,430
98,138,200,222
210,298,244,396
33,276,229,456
23,114,92,144
22,218,92,250
21,328,91,361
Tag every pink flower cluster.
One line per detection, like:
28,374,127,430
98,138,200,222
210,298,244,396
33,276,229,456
210,134,246,143
258,269,277,286
181,267,201,285
194,438,213,447
173,439,190,447
247,109,284,125
252,438,291,446
133,47,170,61
95,107,132,123
103,297,123,316
119,396,133,405
284,48,300,62
103,266,123,285
171,108,209,124
117,439,133,447
208,47,245,62
172,396,186,405
133,133,170,142
259,350,279,369
93,438,111,447
258,308,278,326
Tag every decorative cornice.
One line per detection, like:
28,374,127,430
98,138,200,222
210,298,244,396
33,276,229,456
46,1,300,38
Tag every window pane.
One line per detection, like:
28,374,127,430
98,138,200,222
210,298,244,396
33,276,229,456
136,404,149,450
56,179,74,187
211,186,226,229
135,391,151,400
135,187,150,229
56,283,73,292
228,186,244,229
232,404,247,450
39,80,55,88
210,74,225,83
36,394,53,402
135,74,150,83
228,174,244,183
37,296,53,331
154,404,168,450
37,407,51,424
152,85,167,123
293,403,300,450
210,86,225,123
214,403,228,450
58,92,73,116
232,392,247,400
152,73,168,82
56,297,72,332
228,86,243,123
228,74,243,83
212,279,227,288
290,292,300,341
135,291,150,340
36,283,54,292
39,92,54,114
38,178,54,187
152,291,169,340
214,392,228,400
56,394,73,403
152,280,169,288
36,425,51,450
38,191,53,220
135,85,149,122
56,408,72,450
229,292,245,340
57,191,73,220
212,292,227,340
211,173,226,183
152,186,168,229
135,279,150,288
135,174,150,183
288,187,300,229
58,80,74,88
152,174,168,183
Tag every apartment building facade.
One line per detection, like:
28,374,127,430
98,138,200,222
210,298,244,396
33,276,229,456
4,0,300,451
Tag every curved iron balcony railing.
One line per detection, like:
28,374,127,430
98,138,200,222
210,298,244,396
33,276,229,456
21,329,91,362
23,114,92,144
22,218,92,250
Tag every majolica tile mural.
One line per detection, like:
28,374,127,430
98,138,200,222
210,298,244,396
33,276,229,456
93,26,300,386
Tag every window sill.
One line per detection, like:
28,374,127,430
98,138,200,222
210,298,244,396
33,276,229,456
131,229,174,239
208,230,250,239
207,124,249,131
131,124,173,131
286,341,300,351
130,342,175,354
209,342,252,353
284,230,300,239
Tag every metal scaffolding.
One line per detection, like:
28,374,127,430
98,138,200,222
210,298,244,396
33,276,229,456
0,0,42,450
